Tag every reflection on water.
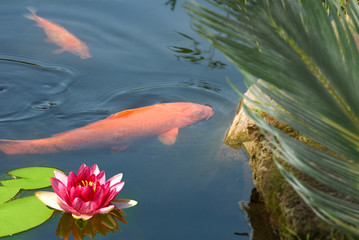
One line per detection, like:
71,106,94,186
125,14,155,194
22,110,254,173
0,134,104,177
31,100,59,111
56,209,128,240
124,80,221,94
165,0,177,11
169,32,226,69
183,79,221,93
241,189,280,240
234,232,249,237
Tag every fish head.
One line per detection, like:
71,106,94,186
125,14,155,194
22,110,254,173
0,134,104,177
73,44,91,59
168,102,214,124
189,104,214,122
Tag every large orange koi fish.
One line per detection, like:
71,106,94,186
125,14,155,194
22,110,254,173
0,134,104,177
24,7,91,59
0,102,213,155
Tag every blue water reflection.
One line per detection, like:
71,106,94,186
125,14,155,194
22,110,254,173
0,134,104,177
0,0,253,239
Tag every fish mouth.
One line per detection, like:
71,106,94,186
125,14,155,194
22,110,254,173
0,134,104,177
204,105,214,119
206,112,214,120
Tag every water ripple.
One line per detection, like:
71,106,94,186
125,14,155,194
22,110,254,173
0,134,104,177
0,57,67,71
0,55,76,122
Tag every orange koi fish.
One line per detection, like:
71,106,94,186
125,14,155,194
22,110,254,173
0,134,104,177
0,102,213,155
24,7,91,59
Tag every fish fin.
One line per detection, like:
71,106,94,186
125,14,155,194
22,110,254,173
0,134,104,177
24,7,37,20
0,140,26,155
158,128,179,145
53,48,66,54
106,109,136,119
111,145,129,153
106,106,151,119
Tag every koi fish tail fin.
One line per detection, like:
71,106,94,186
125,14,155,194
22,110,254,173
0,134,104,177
24,7,37,21
0,139,54,155
0,140,27,155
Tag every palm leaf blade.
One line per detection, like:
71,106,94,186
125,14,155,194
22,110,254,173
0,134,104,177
185,0,359,236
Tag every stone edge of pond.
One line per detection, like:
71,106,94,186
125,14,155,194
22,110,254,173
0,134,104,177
224,82,348,240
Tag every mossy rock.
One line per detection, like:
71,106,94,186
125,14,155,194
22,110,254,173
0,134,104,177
226,84,351,240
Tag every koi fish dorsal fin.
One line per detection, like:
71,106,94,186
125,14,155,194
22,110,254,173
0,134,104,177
106,106,150,119
158,128,179,145
106,109,136,119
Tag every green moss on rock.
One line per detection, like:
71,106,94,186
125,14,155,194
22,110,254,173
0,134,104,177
242,129,349,240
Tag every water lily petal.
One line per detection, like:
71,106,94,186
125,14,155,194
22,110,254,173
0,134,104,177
87,174,96,184
67,171,77,188
79,201,98,214
90,164,100,175
53,170,68,186
72,213,93,220
110,181,125,193
93,188,105,207
80,184,95,202
77,163,87,176
77,164,91,181
103,181,111,190
100,183,111,199
72,197,85,212
35,191,64,211
101,185,123,207
111,199,138,209
97,170,106,184
107,173,123,187
51,177,70,204
93,205,115,215
92,181,103,196
57,201,77,213
57,197,77,214
69,185,81,202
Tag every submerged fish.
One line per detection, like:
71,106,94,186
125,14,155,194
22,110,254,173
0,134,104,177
0,102,214,155
24,7,91,59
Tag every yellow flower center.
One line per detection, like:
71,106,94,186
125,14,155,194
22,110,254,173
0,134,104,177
80,180,97,191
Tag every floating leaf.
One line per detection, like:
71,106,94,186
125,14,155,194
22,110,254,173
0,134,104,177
0,167,59,190
0,186,20,204
7,166,58,179
0,196,54,237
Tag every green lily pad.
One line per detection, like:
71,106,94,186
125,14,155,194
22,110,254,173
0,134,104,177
0,167,59,190
0,186,20,204
0,196,54,237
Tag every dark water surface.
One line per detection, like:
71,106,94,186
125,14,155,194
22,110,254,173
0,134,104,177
0,0,254,239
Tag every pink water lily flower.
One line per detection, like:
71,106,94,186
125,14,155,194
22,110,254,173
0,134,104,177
36,164,137,220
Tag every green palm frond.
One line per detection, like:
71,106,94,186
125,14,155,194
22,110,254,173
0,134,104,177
185,0,359,236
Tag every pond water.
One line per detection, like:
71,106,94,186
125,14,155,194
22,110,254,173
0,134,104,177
0,0,254,239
